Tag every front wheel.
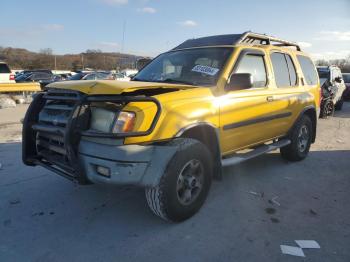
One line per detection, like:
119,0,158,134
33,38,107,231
145,138,212,222
280,115,313,161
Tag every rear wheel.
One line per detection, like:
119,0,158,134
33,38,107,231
145,138,212,222
280,115,313,161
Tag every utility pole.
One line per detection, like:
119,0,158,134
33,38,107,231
54,55,57,72
81,55,84,70
121,20,126,54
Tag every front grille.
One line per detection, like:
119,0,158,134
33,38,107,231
33,89,82,177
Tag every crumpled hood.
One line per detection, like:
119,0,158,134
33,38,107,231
47,80,195,95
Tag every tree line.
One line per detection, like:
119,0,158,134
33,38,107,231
1,46,349,73
0,47,142,71
315,56,350,73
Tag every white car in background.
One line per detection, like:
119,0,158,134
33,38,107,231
0,62,15,83
113,72,131,81
121,69,138,77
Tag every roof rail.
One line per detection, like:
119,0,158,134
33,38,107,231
237,31,301,51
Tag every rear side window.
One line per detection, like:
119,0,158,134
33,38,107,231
297,55,318,85
235,54,267,87
270,52,297,87
0,64,11,73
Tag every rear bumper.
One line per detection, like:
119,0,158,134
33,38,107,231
78,140,177,187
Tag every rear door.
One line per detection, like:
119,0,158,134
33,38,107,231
266,51,303,136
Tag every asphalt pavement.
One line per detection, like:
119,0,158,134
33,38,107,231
0,103,349,262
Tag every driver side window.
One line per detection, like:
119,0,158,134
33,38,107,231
235,54,267,88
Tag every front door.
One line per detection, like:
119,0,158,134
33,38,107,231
219,49,277,155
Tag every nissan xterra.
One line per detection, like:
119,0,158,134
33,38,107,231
23,32,321,222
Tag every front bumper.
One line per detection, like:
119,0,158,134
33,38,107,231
78,139,177,187
22,89,167,187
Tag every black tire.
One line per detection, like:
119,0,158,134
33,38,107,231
145,138,212,222
280,115,313,161
320,99,334,119
335,99,343,111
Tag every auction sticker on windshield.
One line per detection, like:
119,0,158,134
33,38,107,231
192,65,219,76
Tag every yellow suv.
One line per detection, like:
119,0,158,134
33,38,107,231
23,32,320,222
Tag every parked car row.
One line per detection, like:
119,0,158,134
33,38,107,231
3,61,348,106
0,62,139,86
10,69,132,88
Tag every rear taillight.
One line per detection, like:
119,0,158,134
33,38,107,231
9,74,15,81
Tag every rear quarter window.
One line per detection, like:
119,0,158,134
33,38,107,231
297,55,318,85
270,52,292,87
0,64,11,73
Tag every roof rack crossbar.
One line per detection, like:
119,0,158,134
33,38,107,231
237,32,301,51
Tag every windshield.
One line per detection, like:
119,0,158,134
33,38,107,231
317,68,330,80
342,74,350,83
133,47,233,86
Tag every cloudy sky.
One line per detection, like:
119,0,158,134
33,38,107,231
0,0,349,60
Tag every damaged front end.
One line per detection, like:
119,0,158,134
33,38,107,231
22,88,176,187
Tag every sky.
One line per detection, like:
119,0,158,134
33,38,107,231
1,0,349,60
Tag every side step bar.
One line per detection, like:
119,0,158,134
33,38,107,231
221,139,291,167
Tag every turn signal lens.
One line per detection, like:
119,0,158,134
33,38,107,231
112,111,136,133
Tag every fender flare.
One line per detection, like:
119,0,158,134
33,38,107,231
174,122,223,180
175,122,218,138
288,106,317,143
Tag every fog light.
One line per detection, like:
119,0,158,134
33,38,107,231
96,165,111,178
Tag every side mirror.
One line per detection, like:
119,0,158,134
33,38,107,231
334,76,342,83
225,73,253,91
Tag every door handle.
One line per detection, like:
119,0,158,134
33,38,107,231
267,96,274,102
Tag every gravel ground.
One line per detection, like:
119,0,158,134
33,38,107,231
0,103,349,262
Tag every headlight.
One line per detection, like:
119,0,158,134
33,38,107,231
90,107,136,133
90,107,116,133
112,111,136,133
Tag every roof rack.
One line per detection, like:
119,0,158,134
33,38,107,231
172,32,301,51
237,32,301,51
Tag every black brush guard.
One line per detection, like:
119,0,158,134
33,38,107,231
22,89,161,184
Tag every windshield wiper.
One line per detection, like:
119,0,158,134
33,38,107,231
131,77,146,82
132,77,195,86
156,78,195,85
